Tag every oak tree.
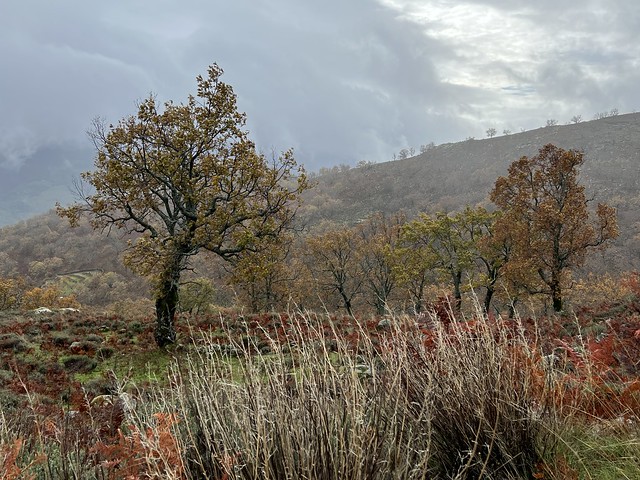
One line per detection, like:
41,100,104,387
356,212,404,315
399,208,481,312
490,144,618,312
459,207,507,314
305,225,365,317
393,236,437,313
228,235,295,313
58,64,308,346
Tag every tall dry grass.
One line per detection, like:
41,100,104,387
129,310,560,479
4,308,637,478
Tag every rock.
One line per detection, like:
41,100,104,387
377,318,392,330
33,307,53,314
91,393,137,413
354,363,374,377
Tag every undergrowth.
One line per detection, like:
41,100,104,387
1,308,639,479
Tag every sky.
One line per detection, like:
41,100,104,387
1,0,639,173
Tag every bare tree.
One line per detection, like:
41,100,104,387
397,148,410,160
486,128,497,138
420,142,436,154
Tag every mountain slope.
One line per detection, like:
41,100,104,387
1,113,639,281
301,113,640,273
0,142,94,226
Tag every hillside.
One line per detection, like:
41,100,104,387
1,113,639,297
301,112,640,273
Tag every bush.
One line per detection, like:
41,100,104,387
96,346,115,361
0,389,22,412
84,334,105,344
51,331,74,347
0,334,28,352
60,355,97,373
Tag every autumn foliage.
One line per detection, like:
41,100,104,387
57,64,308,346
491,144,618,312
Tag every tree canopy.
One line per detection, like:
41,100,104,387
58,64,308,346
398,207,495,313
490,144,618,312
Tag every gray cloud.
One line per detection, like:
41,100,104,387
0,0,638,173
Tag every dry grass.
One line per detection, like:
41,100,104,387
126,311,560,479
2,308,638,479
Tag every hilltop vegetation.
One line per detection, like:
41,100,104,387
1,115,640,318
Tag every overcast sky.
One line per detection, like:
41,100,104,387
1,0,639,172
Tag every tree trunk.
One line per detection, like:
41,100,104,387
374,290,386,315
551,284,562,313
154,264,182,347
483,287,494,315
452,270,462,312
338,286,354,317
551,271,562,313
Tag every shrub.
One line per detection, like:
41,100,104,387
0,389,22,414
84,334,104,344
51,331,74,347
0,438,46,480
60,355,98,373
0,334,28,352
96,346,115,361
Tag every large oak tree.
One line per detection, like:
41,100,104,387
490,144,618,312
58,64,308,346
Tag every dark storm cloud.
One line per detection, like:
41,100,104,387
0,0,638,173
174,0,470,166
0,0,479,172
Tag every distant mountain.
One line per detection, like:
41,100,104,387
300,112,640,274
0,142,94,226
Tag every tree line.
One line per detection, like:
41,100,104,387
52,64,618,347
232,143,618,319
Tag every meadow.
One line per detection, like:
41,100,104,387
1,292,639,479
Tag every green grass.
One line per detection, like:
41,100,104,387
74,348,177,385
560,425,640,479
